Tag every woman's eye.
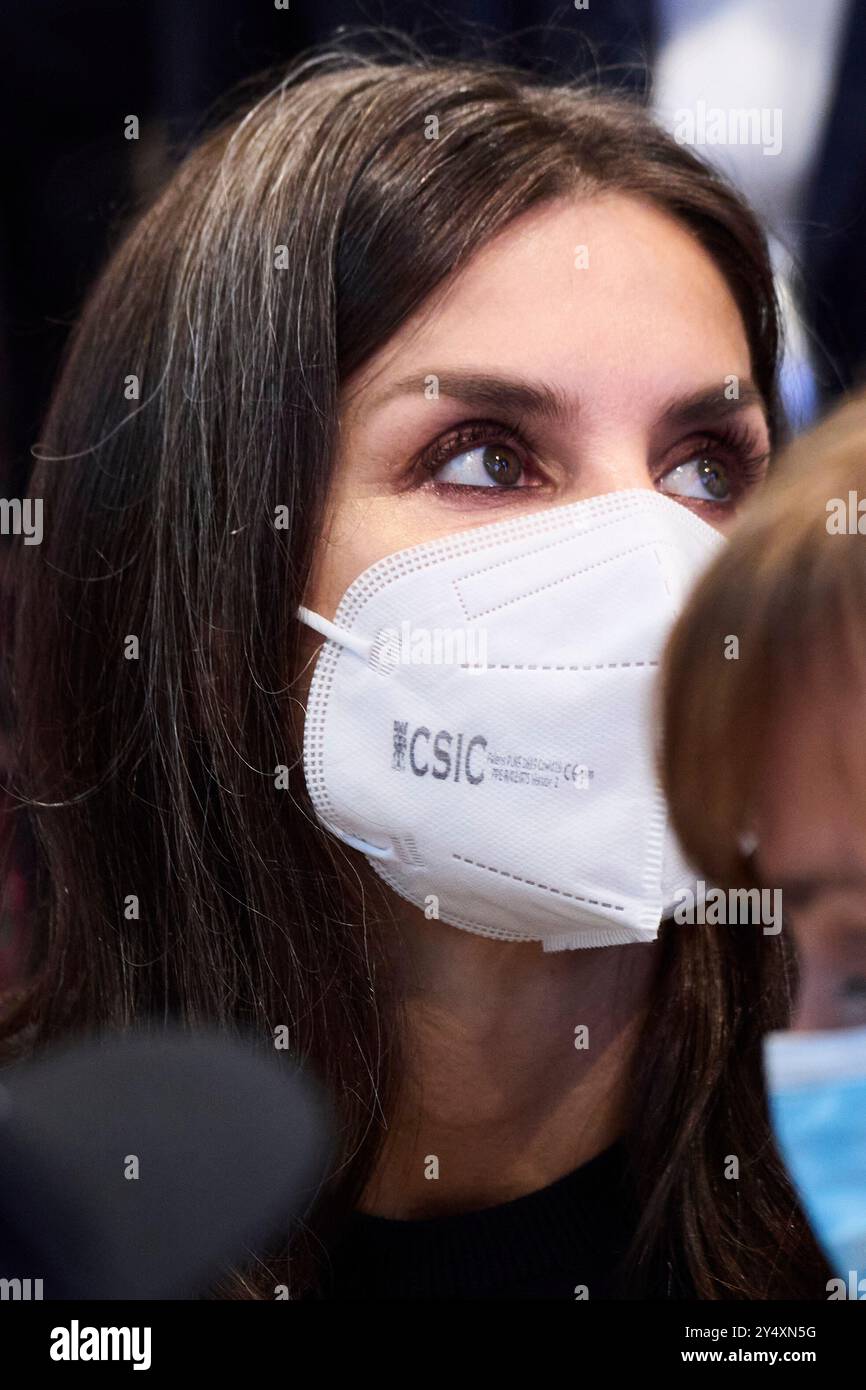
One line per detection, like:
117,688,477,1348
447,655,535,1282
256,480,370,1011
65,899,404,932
837,974,866,1026
433,443,526,488
658,456,732,503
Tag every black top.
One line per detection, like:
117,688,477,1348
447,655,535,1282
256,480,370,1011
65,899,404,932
319,1138,685,1299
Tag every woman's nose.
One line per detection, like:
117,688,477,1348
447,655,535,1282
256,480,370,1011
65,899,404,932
559,446,656,504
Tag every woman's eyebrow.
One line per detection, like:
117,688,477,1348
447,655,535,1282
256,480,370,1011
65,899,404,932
657,383,768,431
364,370,573,425
768,872,866,910
363,370,768,431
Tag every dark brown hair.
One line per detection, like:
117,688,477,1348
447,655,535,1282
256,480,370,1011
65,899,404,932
2,33,826,1298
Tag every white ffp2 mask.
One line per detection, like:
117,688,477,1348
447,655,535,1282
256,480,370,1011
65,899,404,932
298,488,723,951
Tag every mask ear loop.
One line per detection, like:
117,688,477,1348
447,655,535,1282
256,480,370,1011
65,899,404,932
297,605,372,661
296,605,395,861
325,827,397,860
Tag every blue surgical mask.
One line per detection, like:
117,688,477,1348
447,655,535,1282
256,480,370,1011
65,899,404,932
763,1023,866,1285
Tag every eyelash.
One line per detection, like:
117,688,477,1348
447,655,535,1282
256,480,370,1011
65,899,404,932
413,417,770,502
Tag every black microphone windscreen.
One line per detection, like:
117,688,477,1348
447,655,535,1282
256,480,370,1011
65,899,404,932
0,1026,333,1299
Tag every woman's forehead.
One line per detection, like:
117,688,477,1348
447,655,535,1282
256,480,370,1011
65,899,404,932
341,194,755,424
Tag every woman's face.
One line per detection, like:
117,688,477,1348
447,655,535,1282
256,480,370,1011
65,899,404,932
754,670,866,1033
304,192,771,619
